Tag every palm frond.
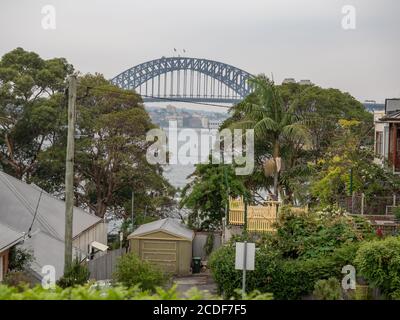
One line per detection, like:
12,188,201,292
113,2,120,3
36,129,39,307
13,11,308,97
281,123,310,143
253,117,279,139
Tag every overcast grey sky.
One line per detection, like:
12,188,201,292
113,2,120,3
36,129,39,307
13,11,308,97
1,0,399,103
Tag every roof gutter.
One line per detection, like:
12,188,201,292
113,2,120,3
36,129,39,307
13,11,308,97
0,235,26,253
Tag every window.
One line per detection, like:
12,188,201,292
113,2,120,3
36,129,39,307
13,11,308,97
375,131,383,157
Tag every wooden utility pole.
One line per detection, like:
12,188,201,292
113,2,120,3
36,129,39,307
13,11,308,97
64,75,77,274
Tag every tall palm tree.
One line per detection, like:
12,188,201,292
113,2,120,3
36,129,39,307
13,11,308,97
231,75,310,201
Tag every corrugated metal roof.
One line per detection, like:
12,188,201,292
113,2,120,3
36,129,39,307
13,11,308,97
380,110,400,121
0,171,104,279
20,231,65,279
0,171,101,241
128,218,194,241
0,223,24,252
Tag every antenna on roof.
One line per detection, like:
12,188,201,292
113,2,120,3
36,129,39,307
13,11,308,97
27,190,43,238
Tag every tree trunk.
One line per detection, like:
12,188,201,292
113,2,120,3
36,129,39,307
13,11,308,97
273,140,280,201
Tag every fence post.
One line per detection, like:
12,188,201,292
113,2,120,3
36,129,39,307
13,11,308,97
244,201,248,235
361,193,365,215
351,192,355,214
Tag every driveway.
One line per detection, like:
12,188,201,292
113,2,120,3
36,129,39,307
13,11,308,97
173,271,218,297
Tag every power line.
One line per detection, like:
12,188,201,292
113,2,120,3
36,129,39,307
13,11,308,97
27,190,43,237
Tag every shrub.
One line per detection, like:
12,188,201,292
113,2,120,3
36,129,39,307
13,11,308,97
209,242,279,299
204,232,215,256
2,271,35,288
8,247,34,272
113,253,167,291
209,241,359,300
57,259,90,288
271,206,372,260
313,277,342,300
354,236,400,299
0,283,272,300
394,207,400,221
271,255,340,299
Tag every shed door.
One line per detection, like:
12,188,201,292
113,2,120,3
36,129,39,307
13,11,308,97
141,240,177,273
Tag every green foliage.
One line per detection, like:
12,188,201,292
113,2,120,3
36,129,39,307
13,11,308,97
226,75,311,201
209,240,357,300
272,206,372,259
204,232,215,256
34,73,175,219
313,277,342,300
209,243,279,299
8,247,34,272
180,162,248,230
113,253,168,291
57,260,90,289
209,209,366,300
0,47,73,179
355,237,400,299
220,77,372,204
394,207,400,221
2,271,35,288
310,120,400,204
0,283,272,300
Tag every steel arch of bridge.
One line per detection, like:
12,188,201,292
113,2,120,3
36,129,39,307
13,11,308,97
111,57,254,103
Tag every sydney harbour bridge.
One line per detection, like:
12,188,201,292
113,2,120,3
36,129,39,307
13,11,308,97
111,56,254,104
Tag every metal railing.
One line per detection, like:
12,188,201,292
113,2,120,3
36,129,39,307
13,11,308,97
337,194,400,216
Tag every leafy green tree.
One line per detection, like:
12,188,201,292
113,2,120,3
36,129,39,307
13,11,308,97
310,119,400,204
223,77,373,204
228,75,310,200
0,47,73,179
278,82,372,162
180,162,248,230
34,74,175,219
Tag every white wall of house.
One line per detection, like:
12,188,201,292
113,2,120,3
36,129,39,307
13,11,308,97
73,222,108,257
374,111,389,166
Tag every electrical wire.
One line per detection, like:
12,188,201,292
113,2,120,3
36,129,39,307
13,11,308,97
27,190,43,237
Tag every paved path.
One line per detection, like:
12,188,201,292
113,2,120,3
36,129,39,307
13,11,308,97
173,273,218,297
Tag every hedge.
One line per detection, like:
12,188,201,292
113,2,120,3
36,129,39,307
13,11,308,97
209,241,360,299
0,284,272,300
355,236,400,299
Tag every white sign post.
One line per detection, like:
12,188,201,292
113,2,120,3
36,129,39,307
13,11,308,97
235,241,255,298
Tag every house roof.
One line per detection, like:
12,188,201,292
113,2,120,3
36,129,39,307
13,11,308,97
0,171,103,279
127,218,194,241
0,222,24,252
0,171,101,241
379,110,400,122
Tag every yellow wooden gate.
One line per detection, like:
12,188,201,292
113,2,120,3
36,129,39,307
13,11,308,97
228,196,278,232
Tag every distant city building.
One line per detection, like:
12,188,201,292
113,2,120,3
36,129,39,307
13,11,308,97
166,115,183,127
187,116,202,128
166,104,177,113
145,105,228,129
282,78,296,84
201,117,209,128
298,79,313,85
363,100,385,112
373,98,400,174
208,120,222,130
